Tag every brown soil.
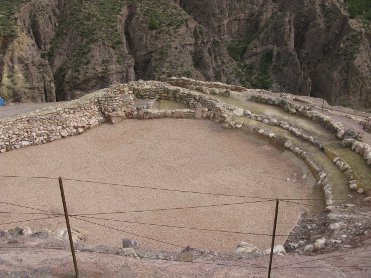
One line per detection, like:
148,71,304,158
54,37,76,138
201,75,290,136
0,119,315,252
0,237,370,278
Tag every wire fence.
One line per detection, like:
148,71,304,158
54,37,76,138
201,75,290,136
0,174,369,277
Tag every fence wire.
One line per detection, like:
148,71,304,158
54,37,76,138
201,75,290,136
0,174,368,276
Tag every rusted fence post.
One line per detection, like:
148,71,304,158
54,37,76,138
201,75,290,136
59,177,79,278
268,198,279,278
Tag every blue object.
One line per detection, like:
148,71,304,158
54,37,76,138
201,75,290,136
0,97,5,106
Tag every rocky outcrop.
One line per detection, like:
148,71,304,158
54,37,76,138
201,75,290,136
0,0,369,108
179,0,371,107
0,0,60,102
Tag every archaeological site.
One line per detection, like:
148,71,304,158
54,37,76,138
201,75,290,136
0,1,370,277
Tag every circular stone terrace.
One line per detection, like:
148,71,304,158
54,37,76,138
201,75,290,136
0,78,370,254
0,118,315,252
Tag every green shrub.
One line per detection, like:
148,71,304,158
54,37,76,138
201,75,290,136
149,14,160,30
227,40,248,61
233,50,273,89
0,0,29,38
345,0,371,21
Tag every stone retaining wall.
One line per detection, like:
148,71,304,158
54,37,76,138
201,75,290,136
128,81,236,124
0,88,136,153
0,80,338,205
0,97,103,153
248,124,333,206
0,82,236,153
249,95,371,166
138,109,195,120
232,111,333,206
166,77,246,93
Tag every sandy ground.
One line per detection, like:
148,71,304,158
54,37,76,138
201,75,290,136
0,241,370,278
0,119,315,252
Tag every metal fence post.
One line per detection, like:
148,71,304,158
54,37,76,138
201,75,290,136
268,198,279,278
59,177,79,278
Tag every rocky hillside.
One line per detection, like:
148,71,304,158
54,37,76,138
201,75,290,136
0,0,370,107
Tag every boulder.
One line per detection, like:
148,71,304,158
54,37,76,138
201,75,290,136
31,229,52,238
8,227,23,236
314,238,326,250
21,141,32,147
122,239,140,249
221,89,231,97
332,157,340,163
233,108,244,117
329,222,343,231
349,183,357,190
0,230,8,237
337,129,345,139
304,244,314,252
21,227,33,236
235,242,262,255
54,228,86,242
60,130,69,138
284,141,293,148
243,110,252,116
264,245,286,256
343,128,357,140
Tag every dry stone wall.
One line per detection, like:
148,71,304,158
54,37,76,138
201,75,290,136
0,87,135,153
234,111,334,206
0,81,236,153
249,95,371,166
166,77,245,93
128,81,235,123
137,109,195,120
0,80,348,205
0,97,103,153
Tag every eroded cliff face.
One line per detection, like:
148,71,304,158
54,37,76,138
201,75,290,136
0,0,369,107
179,0,370,107
0,0,60,102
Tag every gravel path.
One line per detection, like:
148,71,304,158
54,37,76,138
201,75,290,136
0,119,315,252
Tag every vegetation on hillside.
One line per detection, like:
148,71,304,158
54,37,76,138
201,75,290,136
49,0,126,58
228,37,273,89
345,0,371,21
138,0,188,31
0,0,29,38
48,0,190,97
49,0,127,96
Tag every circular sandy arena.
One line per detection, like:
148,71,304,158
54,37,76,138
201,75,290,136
0,119,316,252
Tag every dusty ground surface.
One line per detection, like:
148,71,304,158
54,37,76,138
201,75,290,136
0,119,315,252
0,103,60,119
0,235,370,278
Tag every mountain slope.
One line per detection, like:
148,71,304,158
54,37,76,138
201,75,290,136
0,0,370,107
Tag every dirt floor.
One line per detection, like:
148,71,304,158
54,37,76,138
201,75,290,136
0,237,370,278
0,119,316,252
